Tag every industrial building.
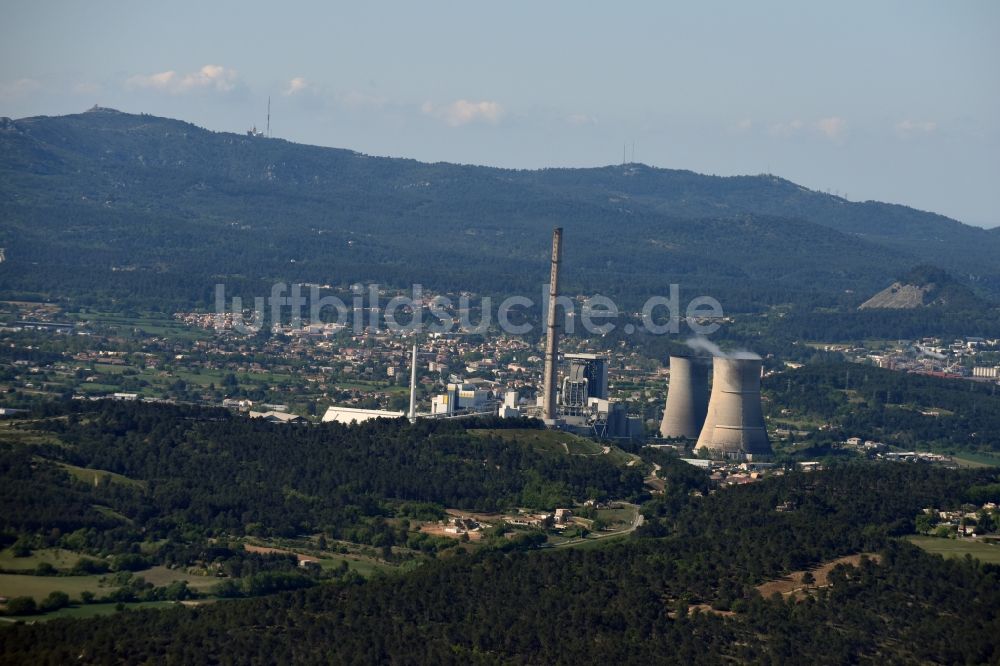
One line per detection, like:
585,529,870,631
322,406,405,424
250,410,307,424
560,353,609,413
511,355,641,440
498,391,521,418
324,343,416,424
431,382,492,415
554,352,639,439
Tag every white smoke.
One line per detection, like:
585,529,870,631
685,336,724,357
685,337,760,360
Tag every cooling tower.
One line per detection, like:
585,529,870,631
659,356,708,439
695,356,771,458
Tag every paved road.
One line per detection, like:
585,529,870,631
550,502,643,548
644,461,664,492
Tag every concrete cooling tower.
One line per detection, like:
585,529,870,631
659,356,708,439
695,356,771,458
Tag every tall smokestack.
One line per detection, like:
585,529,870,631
408,342,418,423
542,227,563,423
695,356,770,458
659,356,709,439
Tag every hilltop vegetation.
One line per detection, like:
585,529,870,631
0,403,644,547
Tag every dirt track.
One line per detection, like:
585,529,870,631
756,552,881,601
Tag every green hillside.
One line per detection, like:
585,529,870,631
2,108,998,313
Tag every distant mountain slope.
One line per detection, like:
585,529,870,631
859,266,986,310
0,108,997,309
859,283,935,310
524,165,994,253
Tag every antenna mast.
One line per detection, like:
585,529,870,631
266,97,271,138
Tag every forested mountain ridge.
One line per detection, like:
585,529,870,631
2,107,998,310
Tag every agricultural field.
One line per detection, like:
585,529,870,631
0,421,64,448
0,573,109,602
951,452,1000,468
70,311,210,342
0,565,219,603
135,566,221,592
56,462,145,489
0,549,82,573
907,536,1000,564
242,539,403,578
0,601,178,624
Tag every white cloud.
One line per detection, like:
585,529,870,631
283,77,308,96
768,118,804,137
422,99,504,126
816,116,846,140
0,78,41,99
895,119,937,136
566,113,598,127
126,65,238,94
731,118,753,133
768,117,846,141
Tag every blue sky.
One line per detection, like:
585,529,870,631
2,1,998,227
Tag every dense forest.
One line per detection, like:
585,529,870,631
0,402,644,578
2,463,997,663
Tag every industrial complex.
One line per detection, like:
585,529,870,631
320,227,771,459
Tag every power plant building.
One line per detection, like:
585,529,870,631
695,356,771,459
431,382,491,415
563,354,608,398
322,406,405,424
560,353,609,416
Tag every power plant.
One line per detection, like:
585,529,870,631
526,227,768,451
694,356,771,459
659,355,709,439
320,227,770,455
